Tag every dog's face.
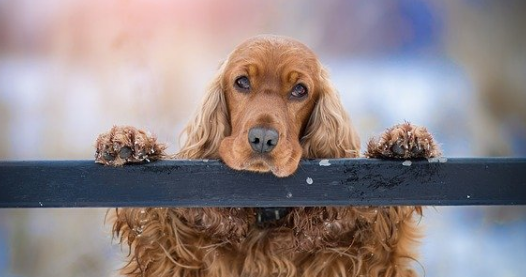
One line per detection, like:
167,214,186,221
178,35,359,177
218,37,324,177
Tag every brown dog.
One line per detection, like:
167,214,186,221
96,35,440,277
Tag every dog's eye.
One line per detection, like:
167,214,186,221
234,76,251,91
290,84,308,99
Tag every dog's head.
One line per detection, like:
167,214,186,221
179,35,360,177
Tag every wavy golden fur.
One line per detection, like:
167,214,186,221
100,35,440,277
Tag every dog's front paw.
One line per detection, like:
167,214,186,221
365,122,440,159
95,126,166,166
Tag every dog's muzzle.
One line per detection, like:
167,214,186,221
255,207,292,227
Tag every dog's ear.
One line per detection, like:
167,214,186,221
301,67,360,158
177,62,230,159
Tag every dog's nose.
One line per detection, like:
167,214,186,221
248,127,279,153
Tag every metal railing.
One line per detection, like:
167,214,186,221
1,158,525,208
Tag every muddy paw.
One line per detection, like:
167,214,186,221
364,122,441,159
95,126,166,166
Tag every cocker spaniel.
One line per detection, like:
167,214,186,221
95,35,440,277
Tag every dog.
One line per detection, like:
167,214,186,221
95,35,440,277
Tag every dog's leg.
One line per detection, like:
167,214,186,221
364,122,441,159
364,123,436,277
95,125,167,166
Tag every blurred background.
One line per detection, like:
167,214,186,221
1,0,525,276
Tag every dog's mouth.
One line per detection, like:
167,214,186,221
219,134,302,178
255,207,292,227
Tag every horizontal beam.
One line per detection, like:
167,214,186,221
1,158,525,208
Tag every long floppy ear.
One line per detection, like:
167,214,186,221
177,63,230,159
301,67,360,158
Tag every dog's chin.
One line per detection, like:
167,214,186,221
245,158,297,178
224,156,297,178
246,159,272,173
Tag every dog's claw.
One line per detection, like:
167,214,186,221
103,152,115,161
411,141,424,156
119,146,133,159
391,142,405,156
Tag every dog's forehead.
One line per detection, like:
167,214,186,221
227,36,319,72
235,35,312,52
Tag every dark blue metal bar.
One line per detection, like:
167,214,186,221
0,158,525,208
